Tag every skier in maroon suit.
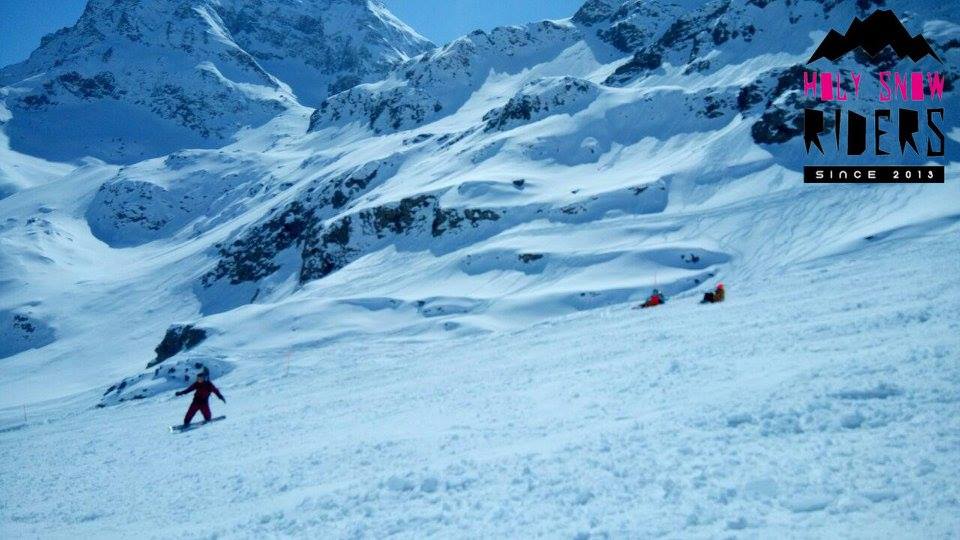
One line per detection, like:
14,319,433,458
175,373,225,426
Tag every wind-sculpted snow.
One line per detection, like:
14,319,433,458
515,87,743,167
460,246,728,279
0,0,431,163
86,151,283,247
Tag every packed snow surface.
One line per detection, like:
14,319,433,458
1,227,958,537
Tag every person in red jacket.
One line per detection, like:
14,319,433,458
640,289,666,309
175,373,225,426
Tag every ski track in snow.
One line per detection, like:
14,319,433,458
1,229,958,538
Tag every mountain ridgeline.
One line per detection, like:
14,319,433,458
0,0,432,163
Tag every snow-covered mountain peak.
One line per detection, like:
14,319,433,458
209,0,434,103
0,0,433,164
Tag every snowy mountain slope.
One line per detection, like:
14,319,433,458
309,0,958,136
201,0,960,314
212,0,434,106
0,0,959,534
1,223,958,537
308,20,586,133
0,0,431,164
0,130,77,199
0,0,957,402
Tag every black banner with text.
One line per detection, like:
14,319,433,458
803,165,944,183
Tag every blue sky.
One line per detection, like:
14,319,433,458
0,0,584,68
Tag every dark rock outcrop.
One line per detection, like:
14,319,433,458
308,21,580,134
148,324,208,368
0,310,56,360
482,77,599,132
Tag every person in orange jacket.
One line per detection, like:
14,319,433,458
701,283,725,304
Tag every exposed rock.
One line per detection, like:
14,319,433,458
736,65,834,145
204,156,402,286
148,324,208,368
606,50,664,85
201,178,670,302
309,21,580,134
483,77,600,132
0,310,56,360
0,0,433,162
572,0,621,26
518,253,544,263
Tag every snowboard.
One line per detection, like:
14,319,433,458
170,415,225,433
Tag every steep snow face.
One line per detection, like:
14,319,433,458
228,0,957,325
308,21,585,133
0,0,288,164
0,0,432,164
0,125,76,199
212,0,434,105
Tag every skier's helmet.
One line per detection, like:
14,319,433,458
717,283,724,290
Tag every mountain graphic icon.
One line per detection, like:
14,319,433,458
807,9,941,64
